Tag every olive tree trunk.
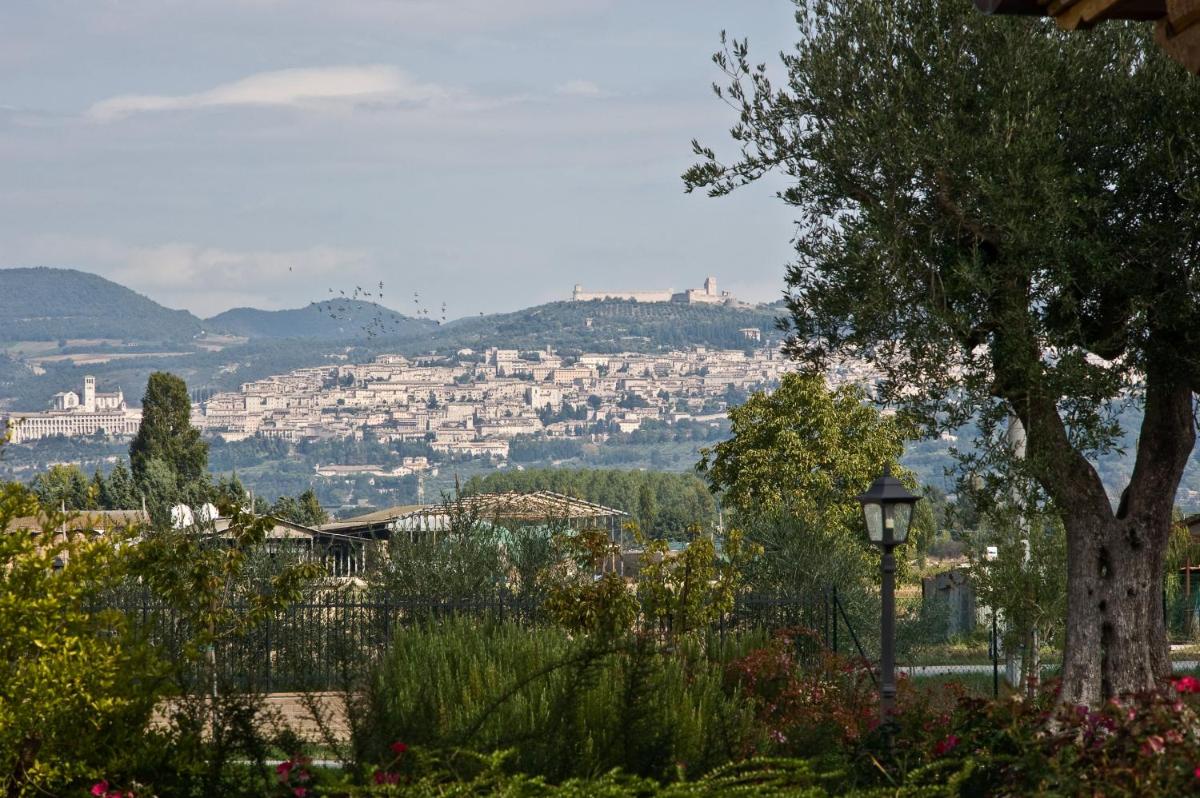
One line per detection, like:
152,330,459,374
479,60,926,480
1059,510,1171,705
1028,378,1194,706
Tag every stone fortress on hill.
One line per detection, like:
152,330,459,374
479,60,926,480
572,276,740,306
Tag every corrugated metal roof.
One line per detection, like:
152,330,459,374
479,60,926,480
3,509,151,535
319,490,627,533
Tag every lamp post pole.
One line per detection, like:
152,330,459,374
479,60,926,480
856,465,920,732
879,539,897,721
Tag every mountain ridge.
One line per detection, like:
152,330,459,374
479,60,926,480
0,267,204,343
0,267,780,350
205,300,434,340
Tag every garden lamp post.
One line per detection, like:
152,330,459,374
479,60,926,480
856,465,921,724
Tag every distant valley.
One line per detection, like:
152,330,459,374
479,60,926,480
0,267,783,412
5,267,1200,514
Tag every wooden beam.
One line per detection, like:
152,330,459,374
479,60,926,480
977,0,1165,18
1051,0,1125,29
1164,0,1200,34
974,0,1053,14
1157,12,1200,71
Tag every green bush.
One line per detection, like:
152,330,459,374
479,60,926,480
894,678,1200,798
0,488,165,797
0,482,325,798
267,749,937,796
354,619,763,781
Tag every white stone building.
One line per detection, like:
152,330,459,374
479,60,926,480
4,376,140,443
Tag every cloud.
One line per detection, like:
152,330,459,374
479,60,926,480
554,79,607,98
21,235,375,316
115,242,369,292
87,65,450,122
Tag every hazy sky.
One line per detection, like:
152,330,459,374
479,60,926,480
1,1,800,319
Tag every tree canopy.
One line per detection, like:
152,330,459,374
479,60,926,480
686,0,1200,703
129,372,208,491
698,372,907,520
697,372,924,588
30,464,92,511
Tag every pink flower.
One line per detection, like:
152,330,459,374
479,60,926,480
1194,765,1200,779
276,761,294,777
389,741,408,755
1141,735,1166,756
293,789,307,798
374,771,401,785
90,782,109,797
932,734,960,757
1175,676,1200,694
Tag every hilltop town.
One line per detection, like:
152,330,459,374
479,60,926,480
192,345,828,465
3,342,890,464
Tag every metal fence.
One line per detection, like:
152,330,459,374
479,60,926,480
107,589,864,693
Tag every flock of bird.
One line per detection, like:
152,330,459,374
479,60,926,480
317,281,449,339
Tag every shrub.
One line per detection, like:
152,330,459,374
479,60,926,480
354,619,761,781
899,679,1200,797
0,489,164,797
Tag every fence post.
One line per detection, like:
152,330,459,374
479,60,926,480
991,611,999,699
264,612,272,694
832,585,839,654
383,599,392,646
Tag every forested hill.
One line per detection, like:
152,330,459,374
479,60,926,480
0,265,781,352
0,267,204,343
424,299,782,353
205,301,434,340
0,269,786,413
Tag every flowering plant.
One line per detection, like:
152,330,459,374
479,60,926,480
895,678,1200,797
728,629,920,756
275,754,312,798
370,740,411,791
88,780,136,798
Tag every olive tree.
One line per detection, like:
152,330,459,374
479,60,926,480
686,0,1200,703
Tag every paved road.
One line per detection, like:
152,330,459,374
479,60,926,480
903,661,1200,677
154,692,350,742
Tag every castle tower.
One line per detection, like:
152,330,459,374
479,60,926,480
573,284,583,300
83,376,96,413
704,276,717,296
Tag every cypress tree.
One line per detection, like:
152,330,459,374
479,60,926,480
129,372,208,491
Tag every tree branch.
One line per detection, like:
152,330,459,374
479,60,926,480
987,272,1112,517
1120,365,1195,523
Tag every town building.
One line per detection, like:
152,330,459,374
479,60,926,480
3,376,141,443
187,345,800,463
571,276,737,305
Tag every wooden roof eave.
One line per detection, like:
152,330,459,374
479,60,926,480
977,0,1166,27
977,0,1200,73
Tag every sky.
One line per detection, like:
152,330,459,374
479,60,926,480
1,1,800,319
